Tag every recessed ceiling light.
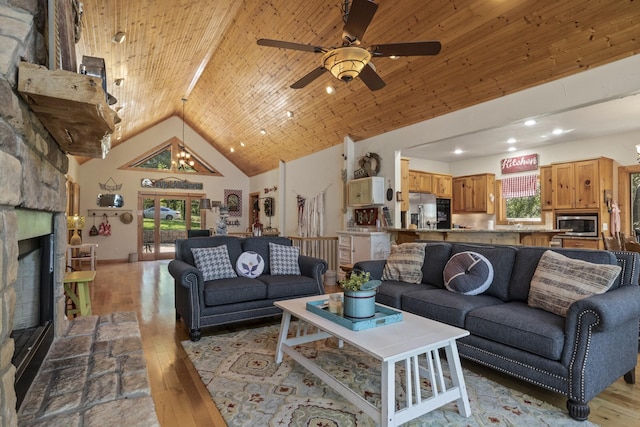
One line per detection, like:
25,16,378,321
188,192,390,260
286,110,294,118
507,138,516,144
508,147,516,152
112,31,126,43
524,119,537,126
230,147,235,153
240,142,245,147
260,128,267,135
326,85,335,95
113,78,124,86
552,128,564,135
389,55,399,60
454,149,463,155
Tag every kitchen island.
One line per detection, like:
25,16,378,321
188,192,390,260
388,228,571,247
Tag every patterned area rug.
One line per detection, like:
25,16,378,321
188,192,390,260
182,324,598,427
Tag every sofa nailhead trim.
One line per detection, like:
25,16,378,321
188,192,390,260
568,309,599,403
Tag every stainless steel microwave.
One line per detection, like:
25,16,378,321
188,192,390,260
556,214,598,237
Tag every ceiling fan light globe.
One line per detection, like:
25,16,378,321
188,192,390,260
322,47,371,82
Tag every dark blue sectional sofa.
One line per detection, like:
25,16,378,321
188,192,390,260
354,241,640,421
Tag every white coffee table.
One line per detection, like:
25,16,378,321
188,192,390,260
275,294,471,427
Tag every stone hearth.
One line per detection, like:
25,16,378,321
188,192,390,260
17,313,159,427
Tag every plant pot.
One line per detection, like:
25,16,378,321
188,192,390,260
343,289,376,319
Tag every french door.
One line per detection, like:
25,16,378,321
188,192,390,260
138,192,206,260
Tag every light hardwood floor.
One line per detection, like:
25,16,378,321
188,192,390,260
90,260,640,426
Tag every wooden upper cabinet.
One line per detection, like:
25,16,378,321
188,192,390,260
452,173,495,213
400,159,410,211
432,174,452,198
551,158,612,210
540,166,553,211
408,170,432,193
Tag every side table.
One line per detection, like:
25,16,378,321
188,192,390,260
63,270,96,316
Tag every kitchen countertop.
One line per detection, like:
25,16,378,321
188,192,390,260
387,228,571,233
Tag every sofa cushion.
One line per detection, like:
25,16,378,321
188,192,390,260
191,246,237,281
236,251,265,278
527,250,621,317
419,242,452,287
376,281,438,308
258,274,320,299
401,289,503,328
450,243,517,301
203,277,266,306
466,302,565,360
243,237,292,274
382,243,426,284
444,251,494,295
176,236,243,267
269,243,301,275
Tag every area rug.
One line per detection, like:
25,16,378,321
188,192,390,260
182,324,598,427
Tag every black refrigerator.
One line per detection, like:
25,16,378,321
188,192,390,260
436,198,451,229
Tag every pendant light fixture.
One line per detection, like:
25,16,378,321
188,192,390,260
173,98,195,170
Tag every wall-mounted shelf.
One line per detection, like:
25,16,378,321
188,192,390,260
88,209,132,218
17,62,120,158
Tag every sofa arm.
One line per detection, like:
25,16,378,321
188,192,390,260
168,259,203,288
353,260,386,280
298,255,328,293
566,285,640,333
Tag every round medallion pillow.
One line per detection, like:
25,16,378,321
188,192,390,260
443,251,494,295
236,251,265,278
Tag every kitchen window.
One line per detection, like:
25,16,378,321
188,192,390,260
496,176,544,224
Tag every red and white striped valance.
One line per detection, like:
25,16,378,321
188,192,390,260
501,174,538,199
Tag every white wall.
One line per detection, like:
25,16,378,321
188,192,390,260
76,117,249,260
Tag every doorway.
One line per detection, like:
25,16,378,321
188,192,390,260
138,192,205,260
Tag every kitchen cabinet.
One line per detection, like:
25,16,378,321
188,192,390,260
551,157,613,210
348,176,385,206
337,232,391,267
452,173,495,214
400,159,410,211
432,174,452,198
561,238,600,250
408,170,432,193
540,165,553,211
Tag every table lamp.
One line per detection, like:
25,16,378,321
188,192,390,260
67,214,86,245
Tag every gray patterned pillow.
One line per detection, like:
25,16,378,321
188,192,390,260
269,243,300,275
191,245,237,281
381,243,426,284
527,250,621,317
444,251,494,295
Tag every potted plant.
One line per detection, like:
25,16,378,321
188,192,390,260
339,270,381,319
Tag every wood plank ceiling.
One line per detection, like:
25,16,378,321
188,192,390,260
75,0,640,177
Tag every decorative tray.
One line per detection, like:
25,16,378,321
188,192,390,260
306,299,403,331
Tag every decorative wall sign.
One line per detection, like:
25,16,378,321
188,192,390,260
354,208,378,226
224,189,242,216
500,154,539,174
140,177,203,189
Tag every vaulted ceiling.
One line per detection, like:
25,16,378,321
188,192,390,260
75,0,640,176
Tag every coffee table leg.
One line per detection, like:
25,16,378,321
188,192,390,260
444,341,471,417
381,360,395,426
276,312,291,364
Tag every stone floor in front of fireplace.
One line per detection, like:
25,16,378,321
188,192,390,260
17,312,160,427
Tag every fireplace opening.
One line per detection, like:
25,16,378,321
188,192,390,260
12,233,55,409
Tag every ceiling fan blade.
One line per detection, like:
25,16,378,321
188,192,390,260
257,38,325,53
359,63,386,91
343,0,378,44
290,67,327,89
369,41,442,57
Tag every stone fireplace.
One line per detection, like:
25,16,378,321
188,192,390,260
1,1,70,425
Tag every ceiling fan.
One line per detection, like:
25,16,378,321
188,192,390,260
257,0,441,91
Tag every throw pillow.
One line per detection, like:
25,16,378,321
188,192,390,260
269,243,301,275
236,251,265,278
381,243,427,284
527,250,621,317
191,245,237,281
443,251,494,295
